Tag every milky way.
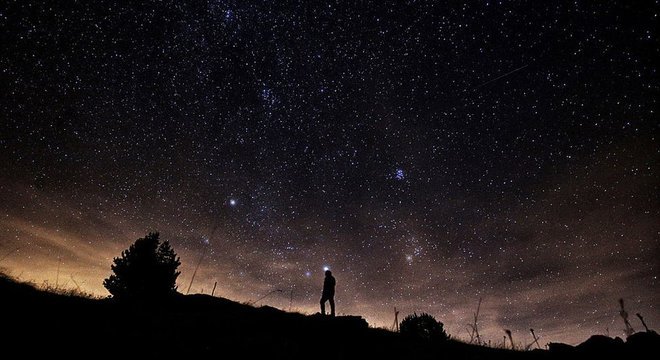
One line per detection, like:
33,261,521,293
1,1,657,346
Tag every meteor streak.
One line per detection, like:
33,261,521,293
472,64,529,90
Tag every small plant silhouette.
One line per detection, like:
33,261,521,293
400,312,449,342
103,232,181,301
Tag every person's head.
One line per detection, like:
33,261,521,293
325,270,332,277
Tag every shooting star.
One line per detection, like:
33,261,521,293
471,64,529,91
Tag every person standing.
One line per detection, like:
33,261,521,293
320,270,336,316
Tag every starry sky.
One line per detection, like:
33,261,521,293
1,0,657,346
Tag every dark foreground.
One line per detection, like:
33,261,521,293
1,274,657,359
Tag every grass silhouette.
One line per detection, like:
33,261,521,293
1,271,657,359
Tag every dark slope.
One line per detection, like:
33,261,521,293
1,274,657,359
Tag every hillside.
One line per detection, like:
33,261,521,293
1,273,657,359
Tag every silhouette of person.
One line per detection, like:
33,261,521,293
320,270,336,316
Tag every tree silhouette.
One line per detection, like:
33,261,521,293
400,313,449,342
103,232,181,301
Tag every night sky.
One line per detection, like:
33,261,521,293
1,1,657,346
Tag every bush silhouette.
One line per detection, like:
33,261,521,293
103,232,181,301
400,313,448,342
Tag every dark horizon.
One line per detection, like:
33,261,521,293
0,1,657,346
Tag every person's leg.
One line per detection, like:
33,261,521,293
320,296,326,315
329,297,335,316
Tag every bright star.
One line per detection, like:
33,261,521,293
229,199,237,206
323,266,330,272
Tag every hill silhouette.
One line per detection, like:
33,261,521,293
1,272,657,359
